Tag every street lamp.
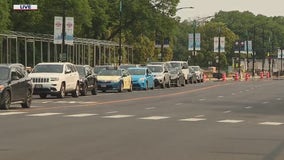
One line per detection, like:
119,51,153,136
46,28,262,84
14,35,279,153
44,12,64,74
118,0,122,66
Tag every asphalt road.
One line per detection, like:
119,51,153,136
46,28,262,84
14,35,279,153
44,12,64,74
1,79,284,160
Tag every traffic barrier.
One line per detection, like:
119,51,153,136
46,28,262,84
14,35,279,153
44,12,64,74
266,72,270,79
222,73,226,81
234,72,239,81
260,72,264,79
203,74,207,82
245,73,250,81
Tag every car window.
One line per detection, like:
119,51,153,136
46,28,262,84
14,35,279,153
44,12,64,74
98,70,121,76
128,69,146,75
32,64,63,73
0,67,9,80
147,66,163,73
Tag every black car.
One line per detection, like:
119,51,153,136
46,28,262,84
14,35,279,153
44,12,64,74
0,64,33,109
76,65,97,96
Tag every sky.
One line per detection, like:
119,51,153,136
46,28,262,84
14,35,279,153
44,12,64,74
177,0,284,21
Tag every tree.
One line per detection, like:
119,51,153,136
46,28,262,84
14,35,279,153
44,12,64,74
0,0,9,32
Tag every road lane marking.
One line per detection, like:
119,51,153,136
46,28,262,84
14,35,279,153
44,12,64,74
217,119,244,123
218,96,224,98
199,99,206,101
175,103,183,106
27,113,63,117
0,112,27,116
276,98,282,101
259,122,283,126
223,110,231,113
262,102,269,104
145,107,156,110
244,106,253,109
106,111,119,114
102,115,135,118
64,113,98,117
179,118,206,122
139,116,169,120
195,115,205,117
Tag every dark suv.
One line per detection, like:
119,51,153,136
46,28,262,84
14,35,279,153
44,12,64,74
0,64,33,109
75,65,98,96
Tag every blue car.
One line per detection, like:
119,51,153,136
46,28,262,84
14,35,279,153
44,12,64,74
128,67,154,90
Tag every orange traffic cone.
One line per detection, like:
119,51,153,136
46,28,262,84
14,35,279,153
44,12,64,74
222,73,226,81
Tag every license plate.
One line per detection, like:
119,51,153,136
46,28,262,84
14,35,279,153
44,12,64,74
34,84,42,88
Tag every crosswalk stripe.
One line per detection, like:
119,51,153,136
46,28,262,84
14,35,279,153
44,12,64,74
102,115,135,118
27,113,63,117
179,118,206,122
0,112,27,116
64,113,98,117
217,119,244,123
139,116,169,120
259,122,283,126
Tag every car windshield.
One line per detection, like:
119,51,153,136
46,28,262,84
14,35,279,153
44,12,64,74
170,68,177,74
128,69,146,75
0,67,9,80
170,63,181,68
147,66,163,73
98,70,121,76
32,64,63,73
76,66,86,76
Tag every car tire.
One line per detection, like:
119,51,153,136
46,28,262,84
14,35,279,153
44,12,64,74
128,83,133,92
57,83,65,98
161,80,165,89
91,81,97,95
81,83,88,96
0,90,11,110
144,81,148,90
39,94,47,99
21,90,32,108
167,80,171,88
118,82,124,92
72,83,80,97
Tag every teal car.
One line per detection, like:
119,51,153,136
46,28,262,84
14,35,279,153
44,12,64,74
128,67,154,90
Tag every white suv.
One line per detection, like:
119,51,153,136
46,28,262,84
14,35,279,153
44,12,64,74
167,61,189,84
29,62,80,98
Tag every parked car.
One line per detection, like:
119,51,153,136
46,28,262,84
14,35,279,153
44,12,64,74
75,65,97,96
0,63,33,109
128,67,154,90
169,67,185,87
29,62,80,98
119,64,140,70
147,64,171,88
97,68,132,92
189,66,204,83
167,61,190,84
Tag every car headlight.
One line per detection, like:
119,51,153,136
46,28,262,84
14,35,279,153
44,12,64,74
50,77,59,81
139,77,145,81
0,85,4,91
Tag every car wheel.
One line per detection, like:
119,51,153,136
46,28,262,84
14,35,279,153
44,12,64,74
91,81,98,95
144,81,148,90
81,83,88,96
57,83,65,98
0,90,11,110
128,83,133,92
39,94,47,99
181,77,186,86
72,83,80,97
118,82,124,92
176,78,180,87
167,80,171,88
161,81,165,88
21,90,32,108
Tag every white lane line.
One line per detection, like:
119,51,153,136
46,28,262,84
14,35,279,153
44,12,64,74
276,98,282,101
262,102,269,104
139,116,169,120
41,101,49,104
179,118,206,122
64,113,98,117
259,122,283,126
106,111,119,114
145,107,156,110
232,93,236,95
175,103,183,106
54,101,67,104
244,106,253,109
223,110,231,113
69,101,76,104
27,113,63,117
102,115,135,118
0,112,27,116
199,99,206,101
195,115,205,118
218,96,224,98
217,119,244,123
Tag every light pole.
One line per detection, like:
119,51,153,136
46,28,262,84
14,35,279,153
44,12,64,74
118,0,122,66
